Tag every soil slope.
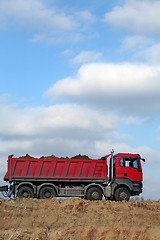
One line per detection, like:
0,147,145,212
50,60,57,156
0,197,160,240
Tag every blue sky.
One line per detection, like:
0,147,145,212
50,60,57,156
0,0,160,200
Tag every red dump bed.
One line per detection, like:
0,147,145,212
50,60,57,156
4,155,108,183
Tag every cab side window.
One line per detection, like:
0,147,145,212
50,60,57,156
120,158,139,169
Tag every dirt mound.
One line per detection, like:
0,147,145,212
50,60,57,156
40,154,60,159
71,154,90,159
20,154,90,159
19,154,34,158
0,197,160,240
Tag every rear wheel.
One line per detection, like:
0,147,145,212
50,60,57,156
39,186,56,199
114,187,130,201
86,187,102,201
17,186,34,199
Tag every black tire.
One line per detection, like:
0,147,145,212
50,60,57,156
114,187,130,202
86,187,103,201
17,186,34,199
39,186,56,199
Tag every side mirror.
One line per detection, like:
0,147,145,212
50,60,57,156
141,158,145,162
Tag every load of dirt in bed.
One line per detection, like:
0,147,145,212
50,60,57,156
0,197,160,240
70,154,90,159
20,154,90,159
19,154,35,158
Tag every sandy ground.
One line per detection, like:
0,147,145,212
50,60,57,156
0,197,160,240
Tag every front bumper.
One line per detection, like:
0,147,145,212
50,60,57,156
133,181,143,195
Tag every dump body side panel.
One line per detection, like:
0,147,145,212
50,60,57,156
4,156,107,183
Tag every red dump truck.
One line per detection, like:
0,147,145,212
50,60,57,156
0,151,145,201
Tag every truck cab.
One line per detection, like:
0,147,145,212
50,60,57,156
107,153,144,201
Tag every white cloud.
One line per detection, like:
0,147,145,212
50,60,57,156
119,36,160,64
30,31,84,44
142,174,160,200
0,102,118,153
46,62,160,114
75,11,97,23
0,104,157,160
120,35,152,52
104,0,160,34
60,49,74,57
105,1,160,63
0,0,96,43
0,0,75,30
143,43,160,64
70,51,102,64
124,116,149,125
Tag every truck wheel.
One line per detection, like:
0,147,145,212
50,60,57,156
39,186,56,199
114,187,130,202
86,187,102,201
17,186,34,198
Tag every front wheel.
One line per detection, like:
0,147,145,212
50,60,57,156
114,187,130,201
86,187,103,201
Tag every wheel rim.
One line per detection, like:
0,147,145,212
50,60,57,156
44,191,51,198
92,191,99,200
22,191,29,198
120,191,127,200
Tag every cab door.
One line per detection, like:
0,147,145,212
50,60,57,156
115,157,142,181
